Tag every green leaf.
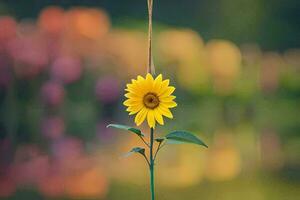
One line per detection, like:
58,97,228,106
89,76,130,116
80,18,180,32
123,147,145,157
107,124,144,137
166,139,185,144
155,137,165,143
165,131,208,148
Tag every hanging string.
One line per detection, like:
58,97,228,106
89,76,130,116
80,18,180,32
147,0,155,75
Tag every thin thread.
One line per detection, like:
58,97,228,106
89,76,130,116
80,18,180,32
147,0,155,75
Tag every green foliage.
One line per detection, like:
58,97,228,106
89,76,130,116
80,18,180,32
165,131,208,148
107,124,144,137
123,147,145,157
155,138,165,143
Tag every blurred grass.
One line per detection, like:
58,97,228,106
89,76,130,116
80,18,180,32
4,175,300,200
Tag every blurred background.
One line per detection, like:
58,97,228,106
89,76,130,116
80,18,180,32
0,0,299,200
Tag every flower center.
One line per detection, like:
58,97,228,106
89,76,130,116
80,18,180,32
143,93,160,109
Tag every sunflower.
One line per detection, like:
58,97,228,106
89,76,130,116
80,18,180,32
124,73,177,128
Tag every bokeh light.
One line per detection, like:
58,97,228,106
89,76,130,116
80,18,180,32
0,3,299,200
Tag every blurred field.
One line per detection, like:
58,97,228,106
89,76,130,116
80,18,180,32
0,3,300,200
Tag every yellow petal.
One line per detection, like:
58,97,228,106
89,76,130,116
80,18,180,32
129,111,136,115
131,79,139,84
123,99,142,106
147,110,156,128
137,75,145,81
158,80,170,95
163,101,177,108
126,104,143,114
158,106,173,119
124,92,140,98
160,95,176,102
125,86,141,96
155,74,163,81
135,108,148,126
162,79,169,86
144,74,154,92
136,77,148,94
146,73,154,81
126,79,145,95
159,86,175,98
153,74,162,93
154,109,164,125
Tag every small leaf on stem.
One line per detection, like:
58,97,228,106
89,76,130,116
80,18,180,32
155,137,165,143
107,124,144,137
123,147,146,158
165,131,208,148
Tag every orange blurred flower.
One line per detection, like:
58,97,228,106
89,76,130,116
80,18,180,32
157,145,206,187
205,131,241,181
12,145,49,186
260,52,284,93
60,7,110,58
205,40,242,94
0,16,17,54
38,6,65,35
158,29,208,92
65,166,108,198
106,30,147,76
64,8,110,40
38,172,65,198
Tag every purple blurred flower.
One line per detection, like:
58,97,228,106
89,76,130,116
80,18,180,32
95,76,120,103
45,38,62,61
50,56,82,84
0,138,13,166
96,120,115,142
50,136,83,162
260,129,283,170
260,53,281,93
0,57,12,89
41,116,65,140
40,80,65,106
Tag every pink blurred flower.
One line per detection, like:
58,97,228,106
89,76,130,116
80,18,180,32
40,80,65,106
95,76,120,103
7,30,48,79
51,136,83,162
50,137,97,179
9,37,48,67
12,145,49,186
41,116,65,140
0,170,16,198
50,56,82,84
0,16,17,53
45,37,62,60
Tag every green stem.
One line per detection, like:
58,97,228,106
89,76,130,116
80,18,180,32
149,127,155,200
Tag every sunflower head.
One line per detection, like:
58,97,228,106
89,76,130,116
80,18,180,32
124,74,177,128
